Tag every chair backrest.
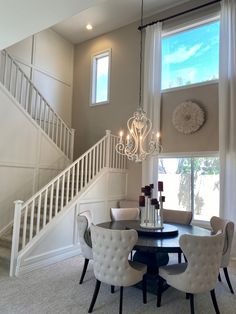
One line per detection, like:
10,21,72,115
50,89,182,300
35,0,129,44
110,207,140,221
118,200,139,208
91,225,140,286
210,216,234,267
77,211,93,260
163,209,192,225
175,232,224,294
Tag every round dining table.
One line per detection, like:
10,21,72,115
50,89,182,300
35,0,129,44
97,220,212,254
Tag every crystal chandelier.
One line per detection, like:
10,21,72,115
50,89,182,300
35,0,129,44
115,0,162,162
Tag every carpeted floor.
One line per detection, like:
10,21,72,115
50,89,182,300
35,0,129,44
0,256,236,314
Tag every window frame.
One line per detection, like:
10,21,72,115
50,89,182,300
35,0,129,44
161,15,220,92
157,151,219,225
90,48,111,106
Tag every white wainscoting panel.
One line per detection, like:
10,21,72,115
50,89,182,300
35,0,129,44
16,168,127,275
39,131,69,168
33,70,72,126
81,173,108,201
0,85,69,232
7,36,33,65
0,89,38,165
107,171,127,197
0,166,34,230
34,29,73,84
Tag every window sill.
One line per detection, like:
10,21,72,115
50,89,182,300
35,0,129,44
90,101,110,107
161,79,218,94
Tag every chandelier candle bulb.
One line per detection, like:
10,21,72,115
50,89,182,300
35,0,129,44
119,131,123,143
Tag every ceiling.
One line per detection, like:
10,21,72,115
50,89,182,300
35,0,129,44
0,0,101,50
52,0,193,44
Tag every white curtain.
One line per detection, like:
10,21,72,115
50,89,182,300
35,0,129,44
219,0,236,225
142,23,162,187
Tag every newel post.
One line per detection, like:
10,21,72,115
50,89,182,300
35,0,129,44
70,128,75,161
105,130,111,167
10,200,23,277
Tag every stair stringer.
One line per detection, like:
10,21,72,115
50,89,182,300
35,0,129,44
15,167,128,276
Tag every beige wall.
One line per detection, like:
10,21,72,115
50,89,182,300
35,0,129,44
72,22,140,158
162,82,219,153
73,18,219,200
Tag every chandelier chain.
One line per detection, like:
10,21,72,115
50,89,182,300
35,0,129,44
115,0,163,162
139,0,144,109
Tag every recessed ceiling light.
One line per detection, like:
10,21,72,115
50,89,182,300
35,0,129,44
86,24,93,30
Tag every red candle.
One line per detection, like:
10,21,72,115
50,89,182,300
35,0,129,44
158,181,163,191
139,195,145,207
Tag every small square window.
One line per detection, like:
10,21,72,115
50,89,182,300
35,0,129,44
91,49,111,106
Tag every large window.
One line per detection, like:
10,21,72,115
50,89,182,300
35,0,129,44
158,156,219,221
162,19,220,90
91,49,111,105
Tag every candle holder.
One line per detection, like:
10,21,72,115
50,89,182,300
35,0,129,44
139,184,163,229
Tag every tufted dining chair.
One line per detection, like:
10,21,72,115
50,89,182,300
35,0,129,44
110,207,140,260
163,209,193,263
88,225,147,314
110,207,140,221
77,211,93,284
210,216,234,293
157,232,224,314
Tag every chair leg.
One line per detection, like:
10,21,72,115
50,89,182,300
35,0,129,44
119,287,123,314
79,258,89,284
111,285,115,294
142,274,147,304
210,289,220,314
189,293,195,314
178,252,182,263
88,280,101,313
157,277,164,307
130,250,133,260
218,273,222,282
223,267,234,294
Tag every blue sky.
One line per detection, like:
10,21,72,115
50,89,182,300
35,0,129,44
96,56,109,102
162,20,220,89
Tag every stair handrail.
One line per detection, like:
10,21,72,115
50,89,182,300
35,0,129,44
10,130,127,276
0,49,74,160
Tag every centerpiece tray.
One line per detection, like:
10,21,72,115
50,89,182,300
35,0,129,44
125,221,178,238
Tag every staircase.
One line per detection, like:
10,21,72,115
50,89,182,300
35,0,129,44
0,131,126,276
0,50,74,160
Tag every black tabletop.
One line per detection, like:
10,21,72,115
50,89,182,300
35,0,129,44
97,220,212,253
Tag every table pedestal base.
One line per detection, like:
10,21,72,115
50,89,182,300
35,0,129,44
133,251,169,295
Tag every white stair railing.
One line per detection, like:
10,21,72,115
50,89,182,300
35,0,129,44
0,50,74,160
10,130,127,276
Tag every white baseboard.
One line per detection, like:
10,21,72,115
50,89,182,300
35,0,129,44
16,245,82,276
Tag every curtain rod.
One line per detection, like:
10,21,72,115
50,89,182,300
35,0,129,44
138,0,221,31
